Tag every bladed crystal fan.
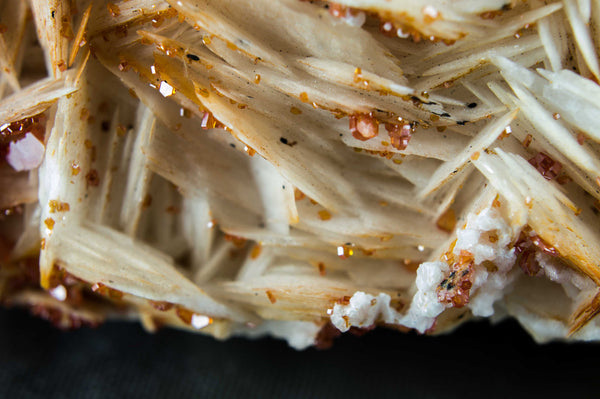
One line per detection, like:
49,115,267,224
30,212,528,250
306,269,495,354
1,0,600,349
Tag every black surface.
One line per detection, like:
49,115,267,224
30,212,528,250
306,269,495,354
1,307,599,398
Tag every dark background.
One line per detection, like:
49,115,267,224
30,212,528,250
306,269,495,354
1,307,598,398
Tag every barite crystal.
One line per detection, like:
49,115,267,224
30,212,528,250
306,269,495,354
1,0,600,349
